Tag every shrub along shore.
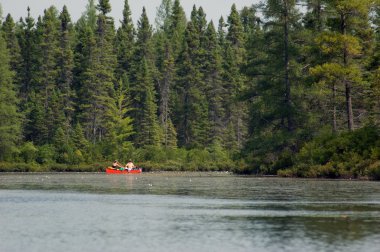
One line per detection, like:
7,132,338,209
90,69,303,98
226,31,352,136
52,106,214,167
1,125,379,181
1,126,379,180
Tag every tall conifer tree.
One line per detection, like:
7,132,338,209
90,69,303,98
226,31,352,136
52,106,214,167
131,8,161,146
244,0,305,170
310,0,373,131
58,6,75,132
79,0,117,143
2,14,22,82
0,30,22,160
175,8,209,148
224,4,248,151
115,0,135,80
204,21,225,144
17,7,37,101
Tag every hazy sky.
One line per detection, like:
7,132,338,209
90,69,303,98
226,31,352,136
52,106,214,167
1,0,259,26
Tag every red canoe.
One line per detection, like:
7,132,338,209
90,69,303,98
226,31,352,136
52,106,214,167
106,167,142,174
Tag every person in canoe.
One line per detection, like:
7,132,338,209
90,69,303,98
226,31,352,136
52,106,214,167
111,160,123,170
125,159,135,172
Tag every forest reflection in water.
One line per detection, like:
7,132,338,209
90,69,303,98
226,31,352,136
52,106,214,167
0,173,379,252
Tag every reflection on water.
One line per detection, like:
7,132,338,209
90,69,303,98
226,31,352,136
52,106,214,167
0,173,380,252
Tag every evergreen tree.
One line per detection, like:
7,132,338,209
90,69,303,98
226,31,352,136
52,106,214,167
107,76,134,157
368,3,380,124
2,14,22,81
217,16,227,49
0,30,22,161
175,15,209,148
35,6,61,143
155,0,173,32
85,0,97,31
58,6,75,132
72,122,89,153
24,92,48,145
224,4,248,151
17,7,37,101
204,21,225,143
157,38,177,148
73,0,99,103
243,0,305,171
167,0,187,58
79,0,117,143
130,7,162,147
310,0,373,131
53,126,70,163
115,0,135,80
154,1,186,148
303,0,327,31
133,7,153,64
136,59,161,146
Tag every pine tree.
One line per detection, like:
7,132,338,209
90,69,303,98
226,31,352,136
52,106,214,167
224,4,248,151
58,6,75,132
303,0,327,32
0,30,22,161
17,7,37,101
85,0,97,31
37,7,60,102
135,59,161,146
104,76,134,157
130,7,162,147
115,0,135,80
157,38,177,148
204,21,225,143
133,7,153,65
72,122,89,153
175,15,209,148
368,3,380,124
243,0,305,170
217,16,227,50
73,5,97,104
154,1,187,148
167,0,187,58
155,0,173,32
24,92,48,145
310,0,373,131
79,0,117,143
23,6,62,144
2,14,22,81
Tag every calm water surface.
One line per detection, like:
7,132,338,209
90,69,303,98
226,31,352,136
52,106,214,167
1,173,380,252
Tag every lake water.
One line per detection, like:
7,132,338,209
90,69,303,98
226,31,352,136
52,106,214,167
1,173,380,252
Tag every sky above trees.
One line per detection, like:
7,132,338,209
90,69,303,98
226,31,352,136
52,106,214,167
1,0,260,26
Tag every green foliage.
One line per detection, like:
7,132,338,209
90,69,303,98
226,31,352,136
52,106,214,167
0,29,22,161
79,0,117,144
0,0,379,178
368,161,380,180
37,144,56,164
97,0,112,15
134,146,235,172
20,142,38,163
280,125,380,178
2,14,22,81
115,0,135,80
107,78,134,157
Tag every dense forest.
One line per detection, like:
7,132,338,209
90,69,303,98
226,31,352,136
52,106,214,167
0,0,379,178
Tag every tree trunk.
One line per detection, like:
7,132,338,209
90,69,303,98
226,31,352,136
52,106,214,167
341,13,354,131
284,0,293,131
332,83,337,132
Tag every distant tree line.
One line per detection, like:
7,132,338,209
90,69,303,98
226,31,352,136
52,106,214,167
0,0,379,177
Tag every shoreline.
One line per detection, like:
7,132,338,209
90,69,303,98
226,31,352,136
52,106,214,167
0,170,376,181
